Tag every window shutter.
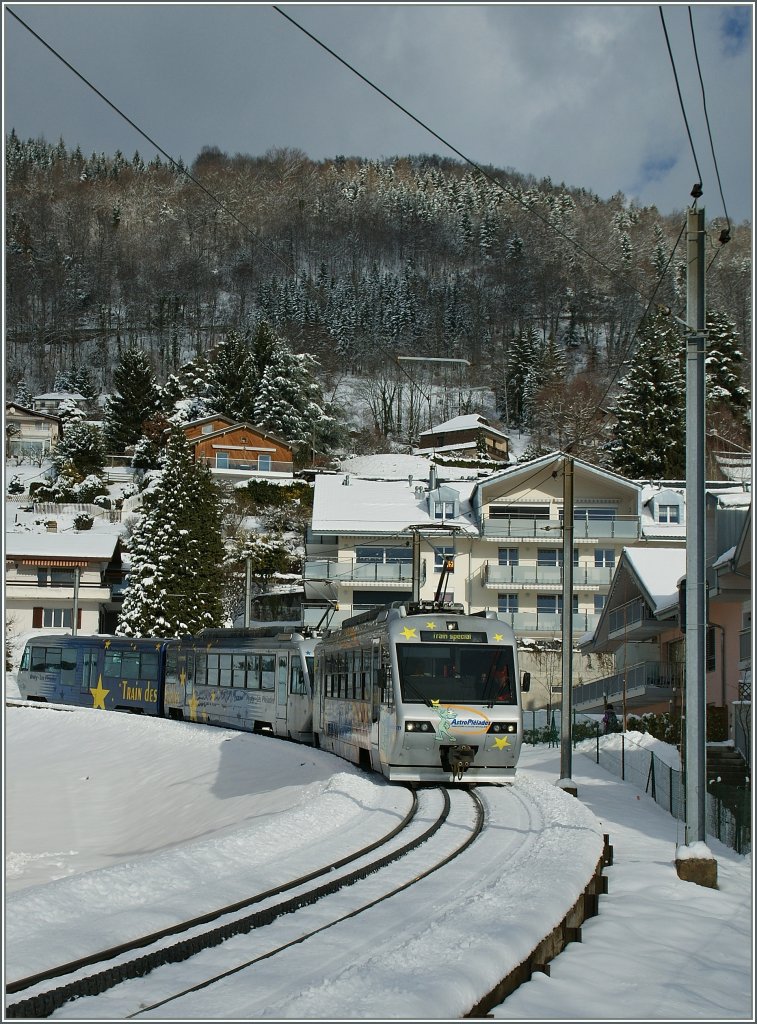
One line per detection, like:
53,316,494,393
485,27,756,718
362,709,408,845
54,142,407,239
76,608,82,628
32,607,43,628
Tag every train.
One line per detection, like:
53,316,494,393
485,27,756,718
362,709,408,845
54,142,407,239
14,601,530,784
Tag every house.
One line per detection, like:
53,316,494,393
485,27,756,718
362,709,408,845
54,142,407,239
5,402,61,459
31,391,88,415
303,451,682,704
414,414,510,463
181,416,294,482
578,496,751,754
5,529,127,636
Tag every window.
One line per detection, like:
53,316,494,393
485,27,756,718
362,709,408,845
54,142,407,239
355,546,412,564
658,504,680,523
216,452,230,468
594,549,615,568
537,595,578,614
498,593,518,614
42,608,73,628
434,500,456,520
490,503,550,519
36,568,76,587
434,546,455,571
594,594,607,614
261,654,275,689
201,424,214,435
537,549,579,567
568,507,616,521
498,548,519,566
258,454,272,472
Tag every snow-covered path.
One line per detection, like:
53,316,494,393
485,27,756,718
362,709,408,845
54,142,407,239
3,699,753,1020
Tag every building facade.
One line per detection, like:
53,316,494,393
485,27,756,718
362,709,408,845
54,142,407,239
182,417,294,482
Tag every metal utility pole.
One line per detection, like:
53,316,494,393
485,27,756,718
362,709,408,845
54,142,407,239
684,207,708,846
72,566,80,636
559,453,575,788
244,556,252,627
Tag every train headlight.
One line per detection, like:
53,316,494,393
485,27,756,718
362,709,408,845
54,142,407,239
488,722,518,734
405,720,435,733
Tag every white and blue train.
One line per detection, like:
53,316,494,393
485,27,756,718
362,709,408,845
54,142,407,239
15,601,530,784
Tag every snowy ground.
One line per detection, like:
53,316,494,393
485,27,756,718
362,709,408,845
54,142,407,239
3,674,753,1021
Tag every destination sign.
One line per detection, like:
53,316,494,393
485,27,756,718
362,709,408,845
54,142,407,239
419,631,488,644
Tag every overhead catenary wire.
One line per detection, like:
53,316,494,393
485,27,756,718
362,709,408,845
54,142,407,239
658,6,705,196
687,6,731,240
5,6,294,275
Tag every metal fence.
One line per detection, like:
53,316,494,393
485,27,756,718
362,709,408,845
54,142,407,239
523,712,751,855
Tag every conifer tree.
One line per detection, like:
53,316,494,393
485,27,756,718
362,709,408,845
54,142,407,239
102,348,160,454
253,339,329,448
705,307,749,416
14,379,33,407
205,331,259,422
117,428,225,637
607,311,686,479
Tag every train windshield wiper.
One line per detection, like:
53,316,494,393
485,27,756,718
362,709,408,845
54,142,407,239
401,677,434,707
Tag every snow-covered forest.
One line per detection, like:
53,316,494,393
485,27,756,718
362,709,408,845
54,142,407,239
5,137,751,457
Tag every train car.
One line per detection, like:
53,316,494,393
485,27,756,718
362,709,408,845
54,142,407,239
163,627,318,742
15,634,169,715
313,602,530,784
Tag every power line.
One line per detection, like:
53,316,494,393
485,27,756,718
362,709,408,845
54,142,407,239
687,5,731,240
272,5,659,308
658,6,704,196
5,6,294,274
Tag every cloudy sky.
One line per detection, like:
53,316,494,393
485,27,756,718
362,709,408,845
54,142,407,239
3,3,754,222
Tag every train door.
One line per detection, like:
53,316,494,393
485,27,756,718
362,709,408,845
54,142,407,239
369,638,382,770
79,644,100,702
275,652,289,737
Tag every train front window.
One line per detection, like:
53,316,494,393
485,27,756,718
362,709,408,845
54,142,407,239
397,643,517,705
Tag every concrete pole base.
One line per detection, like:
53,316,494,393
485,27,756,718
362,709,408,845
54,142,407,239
675,856,718,888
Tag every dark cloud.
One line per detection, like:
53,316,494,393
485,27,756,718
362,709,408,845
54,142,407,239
3,3,753,222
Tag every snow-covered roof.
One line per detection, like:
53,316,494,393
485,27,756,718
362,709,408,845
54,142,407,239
337,454,479,482
33,392,86,402
5,531,120,561
418,414,509,441
623,546,687,611
311,473,478,536
713,490,751,508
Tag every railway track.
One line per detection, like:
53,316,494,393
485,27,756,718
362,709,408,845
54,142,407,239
6,786,486,1019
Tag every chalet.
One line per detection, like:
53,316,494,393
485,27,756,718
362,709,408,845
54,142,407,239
5,402,61,458
5,530,127,635
181,416,294,482
31,391,87,415
415,414,510,463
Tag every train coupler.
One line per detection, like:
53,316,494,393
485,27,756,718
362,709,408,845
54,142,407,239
447,744,475,781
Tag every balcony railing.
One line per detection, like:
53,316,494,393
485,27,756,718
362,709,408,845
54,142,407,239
303,558,420,587
482,515,640,540
483,563,614,588
608,599,654,635
573,660,684,711
197,456,293,476
492,610,600,634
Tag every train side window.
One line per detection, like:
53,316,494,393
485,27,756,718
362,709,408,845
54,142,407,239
219,653,232,687
31,645,60,672
246,653,260,689
261,654,275,690
195,651,207,686
104,650,121,678
233,653,246,687
207,653,220,686
141,651,159,680
290,659,307,695
81,648,99,690
122,653,140,680
60,650,77,684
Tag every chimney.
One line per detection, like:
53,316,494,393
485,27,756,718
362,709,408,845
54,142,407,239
428,464,438,491
342,474,350,486
408,474,413,488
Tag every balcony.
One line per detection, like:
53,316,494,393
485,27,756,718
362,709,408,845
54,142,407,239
196,455,294,478
572,660,684,712
493,610,600,635
483,563,614,589
607,599,660,640
303,558,421,588
482,515,640,541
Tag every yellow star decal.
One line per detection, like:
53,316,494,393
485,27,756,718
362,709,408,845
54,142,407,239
401,626,417,639
104,639,111,649
493,633,504,642
188,692,199,722
426,620,436,629
210,690,217,702
493,736,511,750
90,675,110,710
179,669,186,686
